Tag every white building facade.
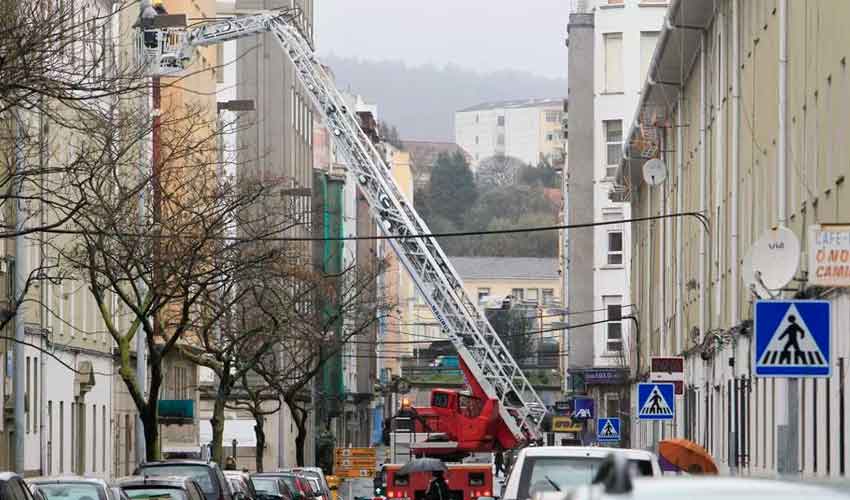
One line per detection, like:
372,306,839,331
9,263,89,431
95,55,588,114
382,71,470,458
591,0,666,369
455,99,565,169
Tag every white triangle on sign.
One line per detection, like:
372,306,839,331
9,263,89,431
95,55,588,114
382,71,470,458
600,420,617,437
758,304,827,368
639,386,673,416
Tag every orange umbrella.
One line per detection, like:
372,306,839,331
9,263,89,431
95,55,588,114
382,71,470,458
658,438,719,474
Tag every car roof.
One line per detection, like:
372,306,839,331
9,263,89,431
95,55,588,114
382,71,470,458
140,461,217,467
625,477,850,498
117,476,196,489
519,447,656,460
29,477,109,486
0,473,22,482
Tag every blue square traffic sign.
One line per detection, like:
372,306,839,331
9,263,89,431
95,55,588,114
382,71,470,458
636,383,675,421
754,300,831,377
597,417,621,442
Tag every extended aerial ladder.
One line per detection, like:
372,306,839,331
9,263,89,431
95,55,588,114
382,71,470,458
138,7,547,448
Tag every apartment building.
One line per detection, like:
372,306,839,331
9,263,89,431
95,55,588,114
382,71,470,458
455,99,566,169
618,0,850,476
564,0,667,446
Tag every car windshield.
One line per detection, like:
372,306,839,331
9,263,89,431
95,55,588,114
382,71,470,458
137,465,216,496
35,483,105,500
124,489,188,500
251,480,279,495
516,456,652,500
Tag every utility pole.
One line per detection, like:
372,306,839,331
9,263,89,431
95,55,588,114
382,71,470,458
13,113,27,473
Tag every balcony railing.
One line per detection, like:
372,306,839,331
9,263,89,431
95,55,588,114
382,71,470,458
158,399,194,423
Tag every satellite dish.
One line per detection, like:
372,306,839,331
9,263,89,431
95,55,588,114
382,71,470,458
750,226,800,291
642,159,667,186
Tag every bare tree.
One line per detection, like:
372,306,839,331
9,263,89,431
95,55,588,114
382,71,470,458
476,154,526,189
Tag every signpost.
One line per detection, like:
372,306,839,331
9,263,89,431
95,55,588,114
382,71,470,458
808,224,850,287
334,447,377,478
596,417,621,443
572,397,594,420
551,416,582,432
651,356,684,395
754,300,831,377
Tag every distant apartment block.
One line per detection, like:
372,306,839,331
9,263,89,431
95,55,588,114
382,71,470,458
455,99,567,169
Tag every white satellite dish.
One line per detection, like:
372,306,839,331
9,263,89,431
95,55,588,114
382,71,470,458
750,226,801,291
642,158,667,186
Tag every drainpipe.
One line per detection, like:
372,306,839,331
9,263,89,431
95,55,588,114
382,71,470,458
698,31,708,396
13,113,27,474
676,89,684,358
714,7,724,388
776,0,798,477
731,0,742,377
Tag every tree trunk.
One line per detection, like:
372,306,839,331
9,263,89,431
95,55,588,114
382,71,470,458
288,399,308,467
253,412,265,472
211,369,231,465
141,407,161,461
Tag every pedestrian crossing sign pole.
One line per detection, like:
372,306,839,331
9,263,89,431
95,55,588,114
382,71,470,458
636,383,675,421
754,300,831,377
597,417,621,443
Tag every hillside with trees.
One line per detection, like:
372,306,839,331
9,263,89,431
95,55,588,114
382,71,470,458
415,152,561,257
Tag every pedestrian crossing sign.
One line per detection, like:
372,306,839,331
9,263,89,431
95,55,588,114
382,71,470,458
636,383,675,421
754,300,831,377
597,417,621,442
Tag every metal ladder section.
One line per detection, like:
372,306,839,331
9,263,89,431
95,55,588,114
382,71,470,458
178,10,547,444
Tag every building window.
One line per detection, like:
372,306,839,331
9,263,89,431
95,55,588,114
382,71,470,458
475,114,480,124
604,297,623,352
475,135,479,145
59,402,64,473
607,231,623,265
545,110,560,123
603,33,624,92
604,120,623,177
497,115,505,126
477,288,491,303
607,0,624,4
526,288,539,303
640,31,660,82
497,134,505,146
604,393,620,417
542,289,555,305
511,288,524,301
26,356,30,433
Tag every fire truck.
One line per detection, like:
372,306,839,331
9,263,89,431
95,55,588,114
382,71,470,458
137,3,547,489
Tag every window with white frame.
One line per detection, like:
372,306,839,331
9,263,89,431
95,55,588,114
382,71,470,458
640,31,660,82
604,296,623,352
542,289,554,305
511,288,524,301
603,33,623,92
545,110,560,123
497,134,505,146
607,230,623,265
526,288,539,303
604,120,623,178
477,288,491,303
497,116,505,126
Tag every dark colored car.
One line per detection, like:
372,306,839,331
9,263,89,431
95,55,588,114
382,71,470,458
286,471,329,500
29,477,124,500
0,473,37,500
246,477,292,500
134,460,233,500
117,476,205,500
222,472,257,500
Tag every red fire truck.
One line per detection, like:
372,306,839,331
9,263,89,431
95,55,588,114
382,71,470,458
380,463,493,500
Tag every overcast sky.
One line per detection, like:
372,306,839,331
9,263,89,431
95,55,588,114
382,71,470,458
314,1,570,80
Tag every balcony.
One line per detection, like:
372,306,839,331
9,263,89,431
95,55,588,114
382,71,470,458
158,399,194,424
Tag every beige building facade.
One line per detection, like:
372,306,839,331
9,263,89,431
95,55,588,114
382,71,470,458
618,0,850,477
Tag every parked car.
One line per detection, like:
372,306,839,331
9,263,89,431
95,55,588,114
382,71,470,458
0,473,38,500
500,447,660,500
118,476,206,500
567,453,850,500
29,476,124,500
251,473,311,500
134,460,233,500
287,469,330,500
222,472,257,500
247,476,292,500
